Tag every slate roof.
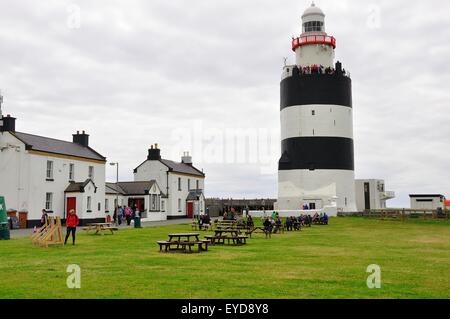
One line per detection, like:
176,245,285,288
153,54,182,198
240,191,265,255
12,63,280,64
160,159,205,177
186,189,204,201
106,181,162,196
65,179,97,193
11,132,106,161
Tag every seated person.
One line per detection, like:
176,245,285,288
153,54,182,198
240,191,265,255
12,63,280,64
285,217,292,231
322,213,329,225
263,218,272,233
246,215,254,229
273,217,282,233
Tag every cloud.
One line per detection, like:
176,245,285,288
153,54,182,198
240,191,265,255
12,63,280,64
0,0,449,207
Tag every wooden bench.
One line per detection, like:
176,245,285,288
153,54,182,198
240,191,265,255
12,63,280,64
205,235,226,245
228,235,248,245
246,227,271,239
157,240,210,253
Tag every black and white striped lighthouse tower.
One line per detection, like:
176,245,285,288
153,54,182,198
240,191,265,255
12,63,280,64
277,3,356,213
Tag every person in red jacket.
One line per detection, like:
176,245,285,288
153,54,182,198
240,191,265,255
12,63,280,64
65,209,79,245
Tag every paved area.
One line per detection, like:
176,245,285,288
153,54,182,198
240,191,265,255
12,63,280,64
8,218,194,239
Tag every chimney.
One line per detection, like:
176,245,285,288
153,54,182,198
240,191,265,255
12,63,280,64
148,143,161,160
73,130,89,147
0,114,16,132
181,151,192,165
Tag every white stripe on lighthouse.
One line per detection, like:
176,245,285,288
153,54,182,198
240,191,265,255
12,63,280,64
281,104,353,140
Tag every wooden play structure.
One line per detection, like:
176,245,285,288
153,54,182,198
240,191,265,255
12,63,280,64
31,216,64,247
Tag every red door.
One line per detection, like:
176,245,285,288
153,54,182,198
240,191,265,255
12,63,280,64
67,197,76,216
187,202,193,218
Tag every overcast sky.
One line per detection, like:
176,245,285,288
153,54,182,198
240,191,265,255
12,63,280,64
0,0,449,207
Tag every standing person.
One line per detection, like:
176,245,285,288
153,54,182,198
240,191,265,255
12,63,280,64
118,206,124,225
125,206,132,226
40,209,48,227
65,209,79,245
113,207,117,225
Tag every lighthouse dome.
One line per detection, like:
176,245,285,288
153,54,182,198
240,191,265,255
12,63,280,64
302,2,325,19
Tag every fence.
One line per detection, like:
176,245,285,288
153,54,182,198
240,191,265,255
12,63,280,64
338,209,450,221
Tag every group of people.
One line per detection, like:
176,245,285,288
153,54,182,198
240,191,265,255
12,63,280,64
261,211,329,233
198,214,212,230
296,64,346,76
312,212,329,225
222,210,237,221
113,205,140,226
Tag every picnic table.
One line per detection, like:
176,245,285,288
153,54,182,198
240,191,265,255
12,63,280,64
168,233,200,242
206,229,248,245
157,233,210,253
83,223,117,235
246,227,271,239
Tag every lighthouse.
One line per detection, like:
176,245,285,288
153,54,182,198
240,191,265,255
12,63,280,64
276,3,357,213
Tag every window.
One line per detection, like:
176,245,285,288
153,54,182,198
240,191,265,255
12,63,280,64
188,179,191,190
345,197,348,206
303,21,324,32
196,180,199,190
178,177,181,191
88,166,94,179
45,193,53,211
151,194,156,211
98,202,101,212
87,196,92,212
178,198,181,212
69,163,75,181
46,161,53,180
312,110,315,116
105,199,109,211
161,200,165,212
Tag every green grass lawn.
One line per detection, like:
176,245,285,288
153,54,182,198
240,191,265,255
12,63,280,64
1,217,449,299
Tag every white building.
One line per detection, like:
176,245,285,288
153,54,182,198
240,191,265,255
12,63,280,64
0,114,107,227
105,180,167,222
409,194,445,210
355,179,395,211
276,3,357,213
134,144,205,219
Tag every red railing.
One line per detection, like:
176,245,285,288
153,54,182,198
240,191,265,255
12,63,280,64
292,35,336,51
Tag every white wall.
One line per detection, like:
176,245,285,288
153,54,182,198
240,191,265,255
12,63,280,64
277,169,356,212
134,159,205,217
410,196,444,210
295,44,335,68
355,179,389,211
0,132,106,223
281,104,353,140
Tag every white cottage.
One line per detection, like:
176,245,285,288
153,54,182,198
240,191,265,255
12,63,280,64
105,180,166,222
0,114,107,227
133,144,205,219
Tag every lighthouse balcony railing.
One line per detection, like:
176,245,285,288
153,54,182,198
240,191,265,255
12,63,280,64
282,64,351,80
292,35,336,51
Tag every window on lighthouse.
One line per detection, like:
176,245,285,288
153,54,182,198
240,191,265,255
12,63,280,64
303,21,324,33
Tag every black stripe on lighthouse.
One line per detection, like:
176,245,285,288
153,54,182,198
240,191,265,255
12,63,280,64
281,74,352,110
279,137,354,171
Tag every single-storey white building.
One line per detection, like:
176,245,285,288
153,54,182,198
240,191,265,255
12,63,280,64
105,180,167,222
409,194,445,210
